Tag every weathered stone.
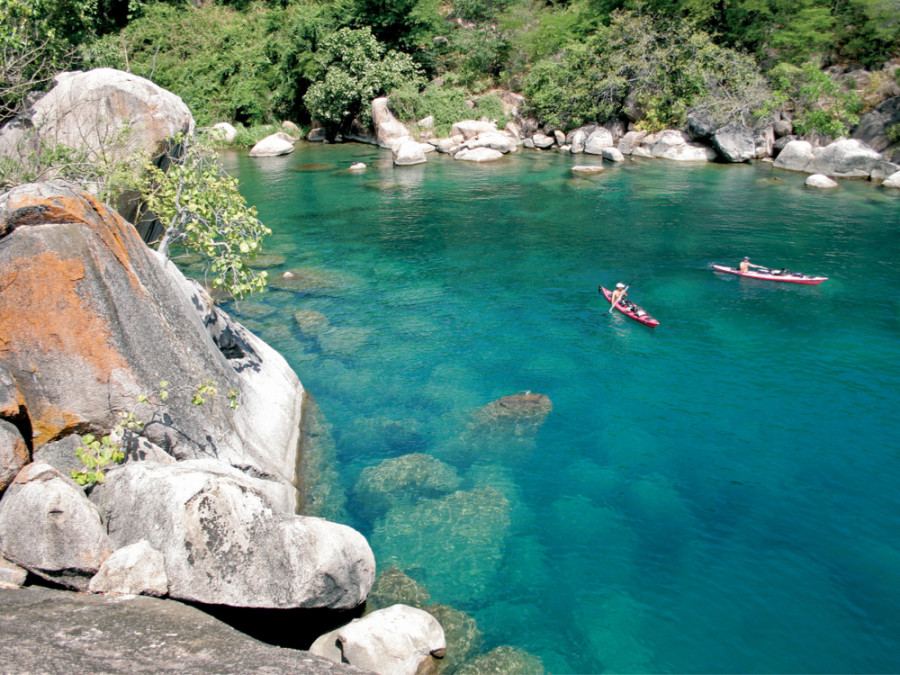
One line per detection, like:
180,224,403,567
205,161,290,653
456,645,545,674
773,117,793,138
470,393,553,436
853,96,900,152
0,181,306,510
686,111,716,140
0,586,376,674
567,127,592,154
583,128,614,154
354,453,461,511
0,418,28,493
294,310,330,336
712,122,756,163
211,122,237,144
91,459,374,609
463,131,517,154
311,604,446,675
373,97,411,149
449,120,496,140
810,138,899,178
504,121,522,142
296,394,349,522
31,434,84,478
754,125,775,159
553,129,566,146
88,540,168,596
0,557,27,588
281,120,303,139
602,146,626,162
417,116,434,129
393,138,428,166
806,173,839,189
249,133,295,157
0,463,111,590
644,130,716,161
618,130,648,155
308,127,328,142
454,147,504,162
884,171,900,188
773,139,814,171
570,165,605,175
531,133,555,149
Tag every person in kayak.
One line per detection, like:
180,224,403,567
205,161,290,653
739,256,764,273
610,282,628,308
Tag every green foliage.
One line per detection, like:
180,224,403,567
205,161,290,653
143,132,271,298
303,26,424,136
349,0,443,52
887,123,900,145
766,62,862,137
523,11,770,131
471,92,510,128
441,27,510,91
72,433,126,485
231,122,281,148
388,80,473,137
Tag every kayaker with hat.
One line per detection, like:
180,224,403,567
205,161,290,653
739,256,764,273
610,282,628,308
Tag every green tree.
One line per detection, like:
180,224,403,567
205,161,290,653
142,133,271,298
766,62,862,137
303,26,424,137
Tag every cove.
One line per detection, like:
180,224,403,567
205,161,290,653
215,143,900,674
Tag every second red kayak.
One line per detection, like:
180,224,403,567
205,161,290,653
600,286,660,327
711,264,828,285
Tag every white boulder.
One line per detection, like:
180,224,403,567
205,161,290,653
450,120,497,140
210,122,237,144
806,173,839,188
584,128,614,154
393,138,428,166
249,133,295,157
373,97,410,149
88,540,168,597
884,171,900,188
454,147,504,162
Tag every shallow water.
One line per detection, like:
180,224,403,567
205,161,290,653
218,144,900,673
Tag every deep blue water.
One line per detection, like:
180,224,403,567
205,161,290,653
218,144,900,674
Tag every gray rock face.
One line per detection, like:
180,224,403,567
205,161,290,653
311,604,446,675
583,127,614,155
0,586,376,674
531,132,555,149
884,171,900,188
393,138,427,166
91,459,375,609
774,138,900,178
571,165,605,175
0,463,111,590
88,540,169,596
773,139,814,171
0,180,304,510
0,418,28,493
0,557,27,588
462,131,518,154
373,97,411,149
853,96,900,153
449,120,496,140
712,122,756,162
211,122,237,144
642,130,717,161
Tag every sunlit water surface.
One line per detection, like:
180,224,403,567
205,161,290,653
215,144,900,674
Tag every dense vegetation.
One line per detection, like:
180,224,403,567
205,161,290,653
2,0,899,137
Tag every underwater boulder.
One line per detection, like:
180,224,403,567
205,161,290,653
354,453,461,512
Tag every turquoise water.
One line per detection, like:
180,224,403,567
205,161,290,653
219,144,900,673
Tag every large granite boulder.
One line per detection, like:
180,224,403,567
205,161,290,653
310,604,446,675
882,171,900,188
91,459,375,608
0,68,194,241
642,130,717,161
211,122,237,144
393,138,428,166
775,138,900,178
249,133,295,157
449,120,496,140
806,173,839,189
354,453,461,511
583,128,614,155
0,180,304,510
454,147,504,162
87,539,169,597
0,463,111,590
0,586,376,674
712,122,756,163
373,97,410,149
461,131,518,154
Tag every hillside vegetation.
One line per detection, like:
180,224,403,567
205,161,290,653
2,0,899,139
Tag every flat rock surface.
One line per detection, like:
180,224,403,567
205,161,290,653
0,586,374,674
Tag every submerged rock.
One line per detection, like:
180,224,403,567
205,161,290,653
571,165,605,175
425,603,483,675
456,645,545,675
469,393,553,437
269,267,359,295
371,487,510,605
354,453,461,511
365,567,432,611
806,173,839,189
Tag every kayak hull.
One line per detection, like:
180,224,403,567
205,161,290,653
712,265,828,286
600,286,660,327
711,264,827,285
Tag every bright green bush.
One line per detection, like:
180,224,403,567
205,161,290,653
766,62,862,137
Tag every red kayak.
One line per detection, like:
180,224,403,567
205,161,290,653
711,264,827,285
600,286,660,327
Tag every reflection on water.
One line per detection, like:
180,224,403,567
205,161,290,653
219,144,900,674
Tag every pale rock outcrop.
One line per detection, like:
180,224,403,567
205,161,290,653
553,129,566,146
712,122,756,162
308,127,328,142
88,540,168,597
91,459,375,608
354,453,461,511
643,130,717,161
450,120,496,140
310,604,446,675
583,128,614,155
806,174,839,189
773,139,815,172
617,130,648,155
0,181,305,509
417,116,434,130
249,133,295,157
775,138,899,178
0,557,27,588
504,121,522,143
602,147,626,163
462,131,518,154
568,127,590,154
571,165,605,175
281,120,303,139
0,418,28,493
0,586,376,674
531,132,555,149
881,171,900,188
373,97,411,149
754,125,776,159
0,463,111,590
211,122,237,144
454,147,504,162
393,138,428,166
